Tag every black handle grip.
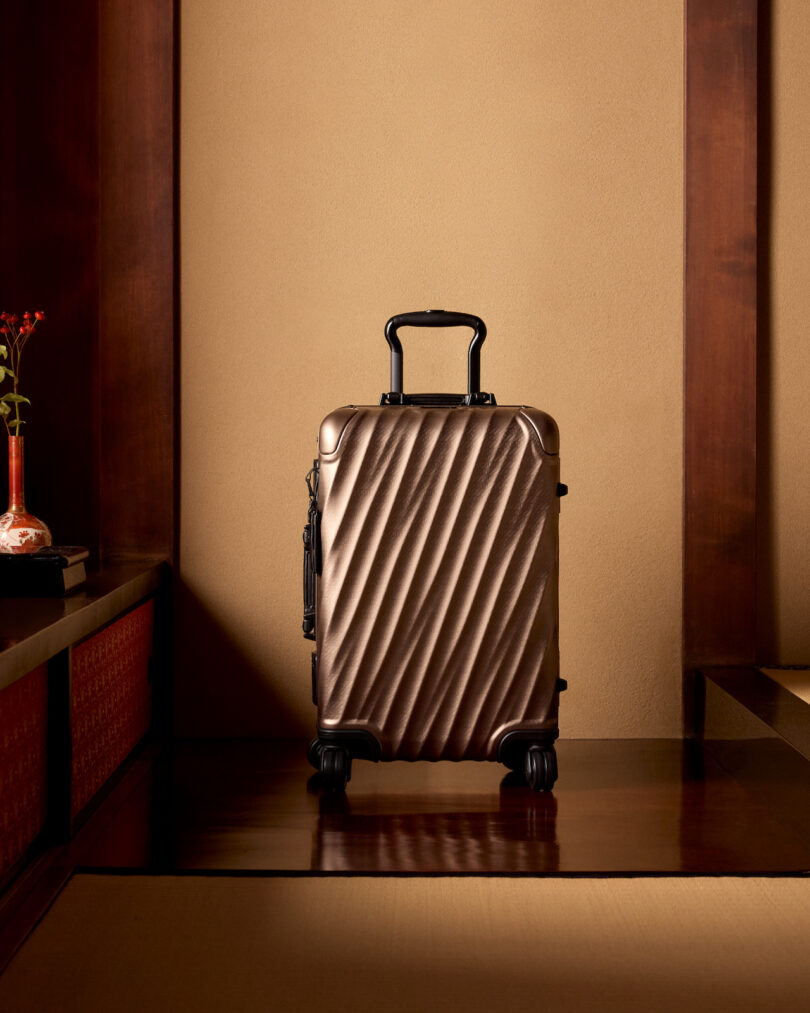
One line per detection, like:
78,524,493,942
384,310,487,395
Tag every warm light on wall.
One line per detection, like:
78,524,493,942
177,0,683,738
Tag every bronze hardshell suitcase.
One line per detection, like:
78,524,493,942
303,311,566,791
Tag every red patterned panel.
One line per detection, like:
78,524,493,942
0,665,48,880
71,599,154,817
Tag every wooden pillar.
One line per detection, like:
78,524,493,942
684,0,759,681
98,0,176,563
0,1,175,565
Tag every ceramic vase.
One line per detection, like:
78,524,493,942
0,435,52,553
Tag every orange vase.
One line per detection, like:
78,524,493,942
0,436,52,553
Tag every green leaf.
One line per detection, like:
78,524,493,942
0,402,9,416
0,344,6,359
8,419,25,430
1,393,31,404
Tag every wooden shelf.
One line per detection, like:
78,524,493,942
700,666,810,762
0,559,171,906
0,560,169,693
0,2,176,958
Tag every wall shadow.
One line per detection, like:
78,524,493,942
172,578,308,738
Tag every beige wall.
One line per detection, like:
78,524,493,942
178,0,683,737
769,0,810,663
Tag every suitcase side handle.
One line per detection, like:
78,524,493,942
384,310,487,396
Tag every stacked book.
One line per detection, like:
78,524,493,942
0,547,89,597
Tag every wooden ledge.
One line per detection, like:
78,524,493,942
700,666,810,762
0,559,170,692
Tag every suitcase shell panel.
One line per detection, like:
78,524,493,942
315,404,560,762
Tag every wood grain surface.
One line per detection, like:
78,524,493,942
684,0,759,670
704,665,810,761
64,739,810,874
0,1,175,563
97,0,175,562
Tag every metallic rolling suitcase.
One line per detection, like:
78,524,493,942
303,310,566,791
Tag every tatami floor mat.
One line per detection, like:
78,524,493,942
2,874,809,1012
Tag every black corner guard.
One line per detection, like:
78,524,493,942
316,728,382,762
497,728,559,771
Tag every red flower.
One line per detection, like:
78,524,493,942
23,312,31,320
0,313,7,322
34,311,45,320
0,327,8,335
8,315,18,323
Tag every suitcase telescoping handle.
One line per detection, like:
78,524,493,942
384,310,487,397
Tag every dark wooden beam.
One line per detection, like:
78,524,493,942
0,1,99,554
684,0,758,677
97,0,176,563
0,1,175,563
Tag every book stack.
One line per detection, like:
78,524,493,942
0,546,89,597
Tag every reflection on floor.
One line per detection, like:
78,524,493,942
66,737,810,875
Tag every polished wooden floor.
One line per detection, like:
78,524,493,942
65,737,810,875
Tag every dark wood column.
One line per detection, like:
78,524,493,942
684,0,759,684
97,1,176,562
0,0,175,565
0,1,99,555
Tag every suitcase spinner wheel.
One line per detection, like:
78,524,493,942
320,746,351,792
309,735,558,792
525,745,558,793
308,738,353,791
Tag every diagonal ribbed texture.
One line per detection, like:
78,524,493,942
316,406,560,761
